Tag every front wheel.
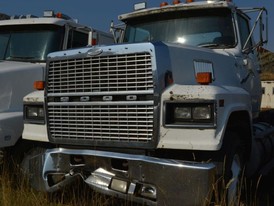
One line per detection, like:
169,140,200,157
221,131,247,206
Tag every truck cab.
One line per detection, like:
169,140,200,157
118,1,264,119
0,10,113,159
22,1,268,205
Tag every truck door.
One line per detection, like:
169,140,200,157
236,12,263,117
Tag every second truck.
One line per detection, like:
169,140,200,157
0,10,113,164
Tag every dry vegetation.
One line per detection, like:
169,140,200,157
259,49,274,81
0,160,128,206
0,160,260,206
0,157,273,206
260,72,274,81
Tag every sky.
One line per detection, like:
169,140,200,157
0,0,273,51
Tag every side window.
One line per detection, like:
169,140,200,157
67,30,89,49
237,14,253,50
262,87,265,94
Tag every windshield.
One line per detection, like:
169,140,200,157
0,24,64,62
123,8,236,48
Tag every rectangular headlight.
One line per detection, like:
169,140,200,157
165,101,215,128
174,107,191,120
24,104,45,124
193,106,212,120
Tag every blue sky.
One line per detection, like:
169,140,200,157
0,0,273,51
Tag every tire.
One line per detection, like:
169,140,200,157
20,147,47,190
222,130,247,206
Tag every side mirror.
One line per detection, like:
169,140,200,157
110,21,125,43
241,7,268,54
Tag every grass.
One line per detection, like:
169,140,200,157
0,159,125,206
0,167,52,206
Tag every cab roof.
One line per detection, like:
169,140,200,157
0,11,89,28
119,1,235,21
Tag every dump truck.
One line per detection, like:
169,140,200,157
0,10,113,164
22,1,272,205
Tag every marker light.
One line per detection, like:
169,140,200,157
56,12,62,18
194,60,214,83
33,81,45,90
91,38,97,45
165,71,174,87
196,72,212,85
91,31,97,45
173,0,181,4
160,2,169,7
186,0,194,3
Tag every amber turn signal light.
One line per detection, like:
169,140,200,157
160,2,169,7
33,81,45,90
196,72,212,85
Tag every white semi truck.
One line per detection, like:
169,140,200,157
0,10,113,163
22,1,272,205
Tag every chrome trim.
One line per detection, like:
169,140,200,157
30,148,216,206
47,90,154,97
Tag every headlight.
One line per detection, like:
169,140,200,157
174,107,191,120
24,104,45,124
165,101,215,128
193,107,212,120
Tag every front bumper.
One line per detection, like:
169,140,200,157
30,148,216,206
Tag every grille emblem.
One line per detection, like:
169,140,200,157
126,95,137,101
80,96,90,102
87,48,103,56
60,97,69,102
103,96,113,101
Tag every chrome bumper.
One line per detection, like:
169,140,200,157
29,148,216,206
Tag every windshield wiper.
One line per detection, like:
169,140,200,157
9,56,36,60
198,43,220,48
198,43,233,49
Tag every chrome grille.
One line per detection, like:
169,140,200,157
48,104,154,142
47,53,153,93
46,52,155,146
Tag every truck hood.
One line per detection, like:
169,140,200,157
0,61,45,112
0,60,45,70
47,42,258,99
